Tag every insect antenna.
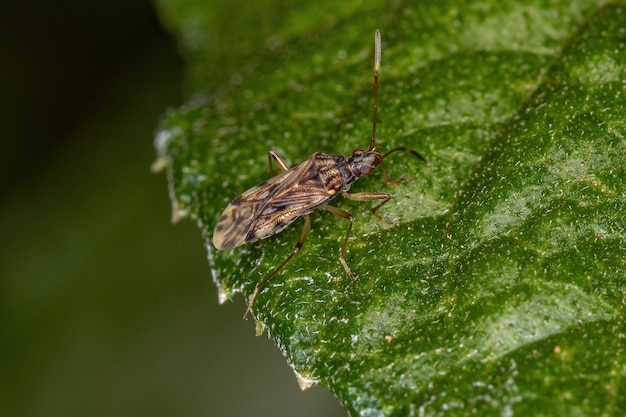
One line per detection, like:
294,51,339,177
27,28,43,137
370,30,426,183
369,29,381,152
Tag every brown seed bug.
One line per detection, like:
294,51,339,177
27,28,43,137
213,30,425,318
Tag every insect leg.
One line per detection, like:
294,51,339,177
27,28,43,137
244,214,311,319
342,191,392,223
380,147,426,184
323,205,356,281
268,149,290,176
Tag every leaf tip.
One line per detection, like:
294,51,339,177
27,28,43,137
294,370,319,391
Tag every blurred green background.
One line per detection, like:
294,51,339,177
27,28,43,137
0,1,345,415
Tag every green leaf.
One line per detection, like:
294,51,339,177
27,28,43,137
154,0,626,415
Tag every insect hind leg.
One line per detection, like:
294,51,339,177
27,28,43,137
244,214,311,319
268,149,290,176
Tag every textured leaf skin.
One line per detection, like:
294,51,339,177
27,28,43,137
155,1,626,415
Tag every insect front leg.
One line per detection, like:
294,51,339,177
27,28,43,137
244,214,311,319
268,149,290,176
342,191,392,224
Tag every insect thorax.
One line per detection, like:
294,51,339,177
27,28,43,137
311,151,373,195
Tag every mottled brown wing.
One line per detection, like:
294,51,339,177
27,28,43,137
213,159,333,250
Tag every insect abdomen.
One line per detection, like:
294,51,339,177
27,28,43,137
213,154,345,251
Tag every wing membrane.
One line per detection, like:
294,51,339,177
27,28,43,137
213,159,332,249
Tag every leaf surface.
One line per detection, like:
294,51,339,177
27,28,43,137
154,1,626,415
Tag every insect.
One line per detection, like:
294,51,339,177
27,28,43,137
213,30,425,318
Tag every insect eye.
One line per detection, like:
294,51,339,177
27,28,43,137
360,165,371,175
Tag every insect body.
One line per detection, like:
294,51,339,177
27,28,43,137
213,30,425,318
